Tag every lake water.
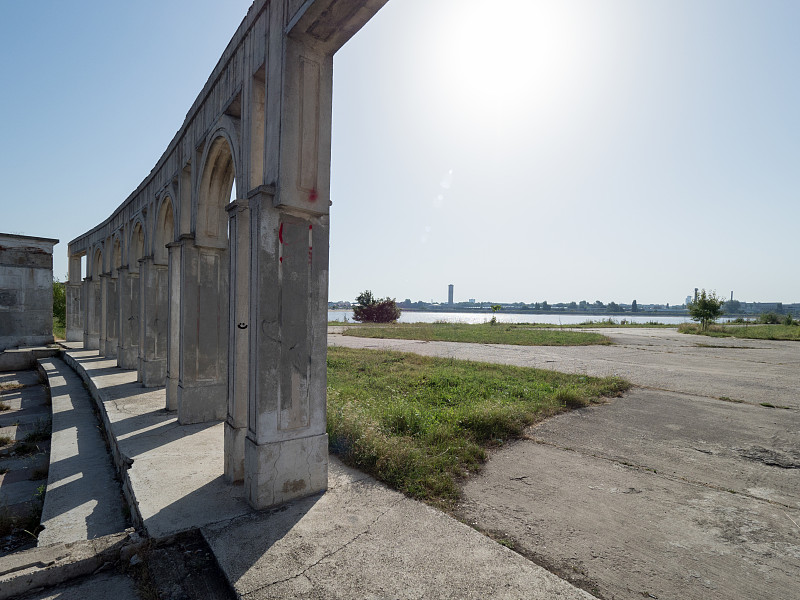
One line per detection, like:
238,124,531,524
328,310,709,326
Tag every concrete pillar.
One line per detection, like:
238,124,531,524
176,239,229,424
117,266,140,369
138,256,168,387
244,188,330,509
104,273,119,358
84,277,101,350
66,255,83,342
165,241,183,410
224,199,250,482
98,273,110,356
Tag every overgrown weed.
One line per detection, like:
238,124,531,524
327,347,630,505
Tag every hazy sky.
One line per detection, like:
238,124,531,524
2,1,798,305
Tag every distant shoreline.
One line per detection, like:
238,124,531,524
328,307,760,318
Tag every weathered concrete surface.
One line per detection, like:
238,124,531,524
62,345,593,599
0,530,140,600
203,460,594,600
0,369,50,533
61,346,252,538
38,358,127,546
0,234,58,351
330,329,800,599
15,572,139,600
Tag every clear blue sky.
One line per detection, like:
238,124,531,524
2,1,798,305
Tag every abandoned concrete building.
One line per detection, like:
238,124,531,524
66,0,388,510
0,233,59,352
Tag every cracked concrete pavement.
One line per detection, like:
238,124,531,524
331,327,800,599
60,345,594,599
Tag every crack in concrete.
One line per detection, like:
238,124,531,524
243,498,403,596
527,437,798,510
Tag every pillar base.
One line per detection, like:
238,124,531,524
66,327,83,342
176,382,226,424
244,433,328,509
224,422,247,483
165,375,179,411
85,334,100,351
104,339,118,358
140,358,166,388
118,346,139,370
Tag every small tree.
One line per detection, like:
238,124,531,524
631,300,638,312
688,289,724,330
53,278,66,326
352,290,401,323
489,304,502,325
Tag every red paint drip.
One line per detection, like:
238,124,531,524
308,189,318,202
279,256,283,263
278,223,284,244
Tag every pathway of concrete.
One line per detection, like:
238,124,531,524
37,358,127,546
331,328,800,599
59,344,594,599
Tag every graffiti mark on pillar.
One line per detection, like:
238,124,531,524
308,224,313,264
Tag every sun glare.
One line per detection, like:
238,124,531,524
436,2,592,125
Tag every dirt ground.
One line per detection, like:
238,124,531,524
331,328,800,600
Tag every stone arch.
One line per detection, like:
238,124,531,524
154,196,175,265
111,235,122,276
196,123,240,248
86,246,104,350
128,219,146,273
119,220,146,369
92,247,103,279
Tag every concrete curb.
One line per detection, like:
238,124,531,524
0,529,143,600
58,350,145,533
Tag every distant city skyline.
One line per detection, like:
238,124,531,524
2,1,798,303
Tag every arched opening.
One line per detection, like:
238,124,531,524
129,223,145,273
155,198,175,265
87,248,103,350
104,237,122,357
141,199,174,386
197,137,235,248
120,222,145,369
177,134,235,423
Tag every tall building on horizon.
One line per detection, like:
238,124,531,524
448,284,454,305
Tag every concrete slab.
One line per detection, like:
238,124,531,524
64,348,595,599
16,571,139,600
37,358,127,546
0,530,140,600
0,478,42,506
203,459,594,600
61,350,251,538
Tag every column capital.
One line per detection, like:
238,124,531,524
226,198,250,214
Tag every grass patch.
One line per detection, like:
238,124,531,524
24,419,51,443
679,322,800,341
0,382,24,393
0,434,13,446
31,466,49,481
0,402,10,411
340,322,612,346
327,347,629,505
53,321,66,341
571,319,674,328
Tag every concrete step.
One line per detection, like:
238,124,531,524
37,358,128,547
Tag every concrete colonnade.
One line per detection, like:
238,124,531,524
65,0,388,510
